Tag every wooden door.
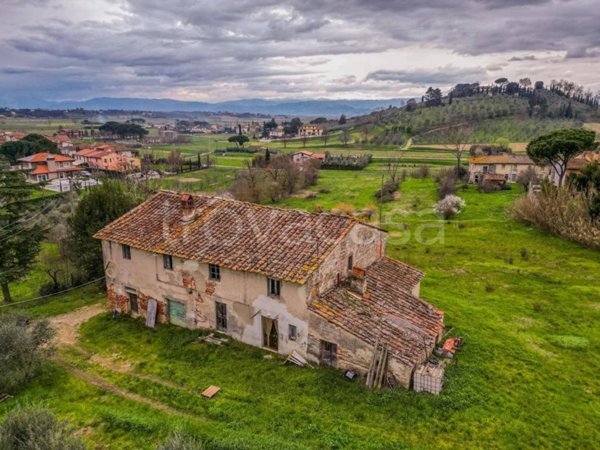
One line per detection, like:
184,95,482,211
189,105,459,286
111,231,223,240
262,317,279,351
168,299,186,327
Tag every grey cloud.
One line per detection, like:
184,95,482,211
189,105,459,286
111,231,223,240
366,66,487,85
1,0,599,102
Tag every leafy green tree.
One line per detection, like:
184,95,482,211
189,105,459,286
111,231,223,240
0,159,45,303
0,314,55,391
68,180,140,280
21,133,58,152
424,87,442,107
0,406,85,450
99,121,148,139
283,117,302,136
570,162,600,220
227,134,249,149
527,128,597,186
0,134,58,164
338,114,347,125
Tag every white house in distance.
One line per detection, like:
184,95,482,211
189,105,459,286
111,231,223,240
94,191,444,389
298,124,324,137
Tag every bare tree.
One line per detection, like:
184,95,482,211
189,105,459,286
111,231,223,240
444,125,473,178
301,135,308,148
386,158,402,183
321,129,329,146
167,150,183,173
341,128,351,147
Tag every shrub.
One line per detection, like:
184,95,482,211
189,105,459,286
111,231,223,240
434,195,466,219
375,179,399,203
0,314,55,392
436,169,457,199
410,165,430,179
0,406,85,450
512,186,600,249
331,203,355,216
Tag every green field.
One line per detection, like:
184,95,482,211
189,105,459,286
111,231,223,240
2,167,599,449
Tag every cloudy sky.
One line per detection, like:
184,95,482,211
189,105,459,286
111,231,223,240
1,0,599,103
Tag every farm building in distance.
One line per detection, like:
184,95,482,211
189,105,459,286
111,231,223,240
468,154,549,184
292,150,326,164
94,192,445,388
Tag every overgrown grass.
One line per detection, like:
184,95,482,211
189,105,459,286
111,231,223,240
2,171,599,448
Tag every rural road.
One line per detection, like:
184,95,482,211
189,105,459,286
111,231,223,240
50,303,105,346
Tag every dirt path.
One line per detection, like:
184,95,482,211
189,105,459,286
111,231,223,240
53,357,196,418
50,304,206,419
50,303,105,346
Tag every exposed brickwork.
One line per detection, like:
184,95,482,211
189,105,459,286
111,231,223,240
205,281,216,296
107,284,128,313
182,271,196,290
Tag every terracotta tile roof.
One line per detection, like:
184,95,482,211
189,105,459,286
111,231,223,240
469,155,534,165
94,191,373,284
18,153,75,163
309,257,443,367
31,165,83,175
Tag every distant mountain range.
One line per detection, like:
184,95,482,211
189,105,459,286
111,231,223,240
0,97,407,117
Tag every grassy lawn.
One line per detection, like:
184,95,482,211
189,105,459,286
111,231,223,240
2,169,599,449
149,167,238,193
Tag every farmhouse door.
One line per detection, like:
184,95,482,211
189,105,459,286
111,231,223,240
168,299,186,327
261,317,279,351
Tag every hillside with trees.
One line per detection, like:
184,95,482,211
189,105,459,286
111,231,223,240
342,78,600,146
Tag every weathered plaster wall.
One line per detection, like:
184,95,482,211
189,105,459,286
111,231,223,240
307,312,414,388
307,223,386,300
101,240,310,356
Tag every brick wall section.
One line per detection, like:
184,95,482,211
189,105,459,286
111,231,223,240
107,283,166,322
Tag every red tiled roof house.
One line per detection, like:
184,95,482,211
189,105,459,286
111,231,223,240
94,192,444,388
14,152,83,183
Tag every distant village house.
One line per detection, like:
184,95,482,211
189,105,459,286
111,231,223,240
298,124,324,137
13,153,83,183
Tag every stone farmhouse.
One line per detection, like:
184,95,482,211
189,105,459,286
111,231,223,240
94,192,444,388
468,154,549,184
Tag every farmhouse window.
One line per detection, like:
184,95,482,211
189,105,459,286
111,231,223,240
122,244,131,260
127,292,138,313
209,264,221,281
320,340,337,366
163,254,173,270
216,301,227,330
347,254,354,271
267,277,281,297
288,324,297,341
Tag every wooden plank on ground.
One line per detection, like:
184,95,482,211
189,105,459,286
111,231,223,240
202,385,221,398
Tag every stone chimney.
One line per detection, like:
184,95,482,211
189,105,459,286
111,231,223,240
181,193,195,224
349,267,368,295
46,155,57,173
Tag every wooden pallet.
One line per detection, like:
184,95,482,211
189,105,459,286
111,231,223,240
366,339,389,389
